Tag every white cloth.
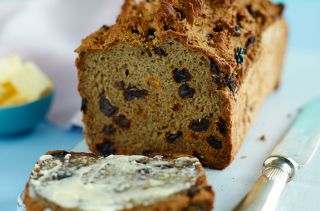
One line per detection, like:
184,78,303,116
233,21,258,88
0,0,124,128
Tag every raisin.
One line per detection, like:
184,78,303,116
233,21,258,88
174,8,186,21
246,36,256,46
142,150,152,156
148,28,156,36
51,151,69,159
102,124,116,135
207,136,222,149
123,88,148,101
125,69,129,77
217,118,228,135
99,95,118,117
131,28,140,34
137,168,152,175
210,59,220,74
52,171,73,180
234,25,241,36
226,74,237,93
215,75,237,95
207,34,214,41
97,140,114,156
235,47,244,64
102,25,110,30
171,103,181,112
163,24,170,31
178,83,195,99
154,47,168,56
113,115,130,129
187,185,199,198
245,36,256,52
189,118,211,132
214,76,224,88
246,5,258,18
215,74,237,93
81,98,87,114
259,135,266,141
213,23,223,32
237,13,245,23
147,28,156,40
173,68,191,83
166,131,182,143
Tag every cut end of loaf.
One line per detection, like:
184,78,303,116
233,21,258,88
78,40,234,169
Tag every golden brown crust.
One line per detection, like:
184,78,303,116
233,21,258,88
157,0,205,24
23,151,214,211
76,0,284,90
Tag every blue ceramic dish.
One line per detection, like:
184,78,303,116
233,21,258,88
0,92,54,136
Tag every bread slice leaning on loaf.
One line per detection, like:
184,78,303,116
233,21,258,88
76,0,287,169
23,150,214,211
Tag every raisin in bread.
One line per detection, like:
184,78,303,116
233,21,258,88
23,151,214,211
76,0,287,169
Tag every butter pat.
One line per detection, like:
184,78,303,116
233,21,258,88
0,82,27,106
0,55,54,107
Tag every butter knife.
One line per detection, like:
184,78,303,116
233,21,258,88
233,99,320,211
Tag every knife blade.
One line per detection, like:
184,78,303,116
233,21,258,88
233,99,320,211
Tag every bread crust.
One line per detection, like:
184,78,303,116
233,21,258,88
76,0,284,89
23,151,214,211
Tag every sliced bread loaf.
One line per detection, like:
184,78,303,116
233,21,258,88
76,0,287,169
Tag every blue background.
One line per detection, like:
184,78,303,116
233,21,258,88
1,1,320,210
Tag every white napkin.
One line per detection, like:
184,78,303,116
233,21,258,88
0,0,124,128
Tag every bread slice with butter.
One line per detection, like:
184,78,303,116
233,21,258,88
23,151,214,211
0,55,54,107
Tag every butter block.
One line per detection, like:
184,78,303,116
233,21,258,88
0,82,28,106
10,62,54,101
0,55,54,107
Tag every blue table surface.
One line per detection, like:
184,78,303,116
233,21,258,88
0,123,83,210
1,1,320,211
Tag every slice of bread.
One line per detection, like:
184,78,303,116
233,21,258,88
23,150,214,211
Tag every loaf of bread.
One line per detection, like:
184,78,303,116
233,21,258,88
23,151,214,211
76,0,287,169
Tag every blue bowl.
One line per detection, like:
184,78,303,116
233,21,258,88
0,92,54,136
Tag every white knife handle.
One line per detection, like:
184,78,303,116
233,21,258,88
233,156,296,211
